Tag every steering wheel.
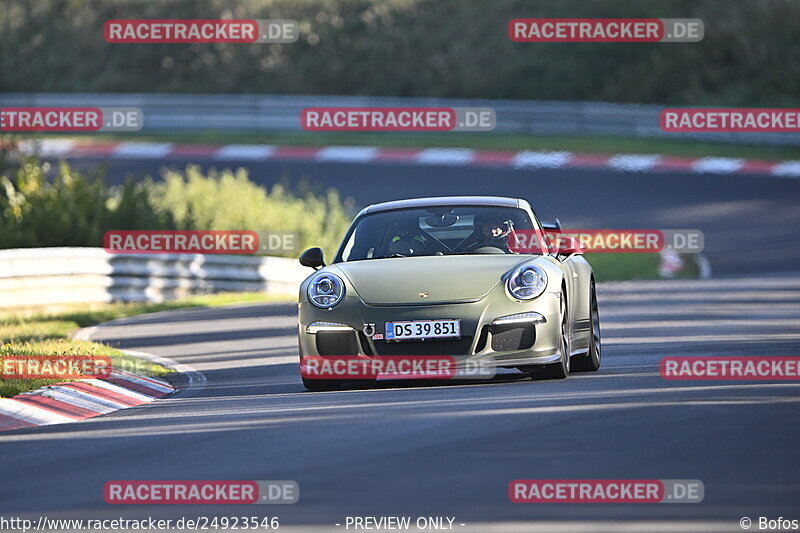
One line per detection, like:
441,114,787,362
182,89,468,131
463,242,507,254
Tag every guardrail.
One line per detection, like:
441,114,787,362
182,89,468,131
1,93,797,146
0,247,311,308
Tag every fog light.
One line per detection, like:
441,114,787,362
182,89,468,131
306,321,355,334
491,312,546,326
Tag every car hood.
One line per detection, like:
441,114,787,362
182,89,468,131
330,255,533,306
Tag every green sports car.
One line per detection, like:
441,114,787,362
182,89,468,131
297,196,601,391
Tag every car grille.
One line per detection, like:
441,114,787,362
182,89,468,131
372,336,474,356
316,332,360,356
490,324,535,351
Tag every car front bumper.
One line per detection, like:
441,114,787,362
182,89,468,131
298,289,564,368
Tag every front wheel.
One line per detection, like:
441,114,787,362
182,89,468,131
302,377,343,392
572,279,601,372
528,291,570,380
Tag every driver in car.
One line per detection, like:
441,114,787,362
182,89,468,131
461,213,513,252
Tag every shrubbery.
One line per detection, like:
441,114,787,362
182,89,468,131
0,155,353,260
2,0,798,105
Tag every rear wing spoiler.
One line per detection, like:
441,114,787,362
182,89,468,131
541,218,562,230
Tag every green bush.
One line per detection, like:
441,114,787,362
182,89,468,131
1,158,111,247
0,156,353,259
152,165,352,259
1,0,798,105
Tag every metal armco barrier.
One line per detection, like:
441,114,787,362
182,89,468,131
0,247,312,308
1,93,797,146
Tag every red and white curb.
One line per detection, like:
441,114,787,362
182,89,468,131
0,322,206,432
18,139,800,177
0,369,174,432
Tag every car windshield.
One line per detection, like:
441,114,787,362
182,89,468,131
336,205,538,262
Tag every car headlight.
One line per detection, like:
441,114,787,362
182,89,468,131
506,264,547,300
308,272,345,308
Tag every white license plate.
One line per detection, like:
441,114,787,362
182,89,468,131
385,319,461,340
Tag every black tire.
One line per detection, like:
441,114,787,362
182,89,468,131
528,291,570,380
572,279,601,372
302,377,343,392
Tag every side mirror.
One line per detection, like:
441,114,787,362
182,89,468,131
558,236,584,256
299,247,325,270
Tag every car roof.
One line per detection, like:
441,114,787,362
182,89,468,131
362,196,526,215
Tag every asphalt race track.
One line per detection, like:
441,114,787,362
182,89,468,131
55,156,800,276
2,275,800,531
2,156,798,532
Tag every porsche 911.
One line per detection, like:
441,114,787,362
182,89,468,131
297,196,601,391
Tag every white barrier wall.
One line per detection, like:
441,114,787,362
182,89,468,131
0,93,797,146
0,247,313,308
